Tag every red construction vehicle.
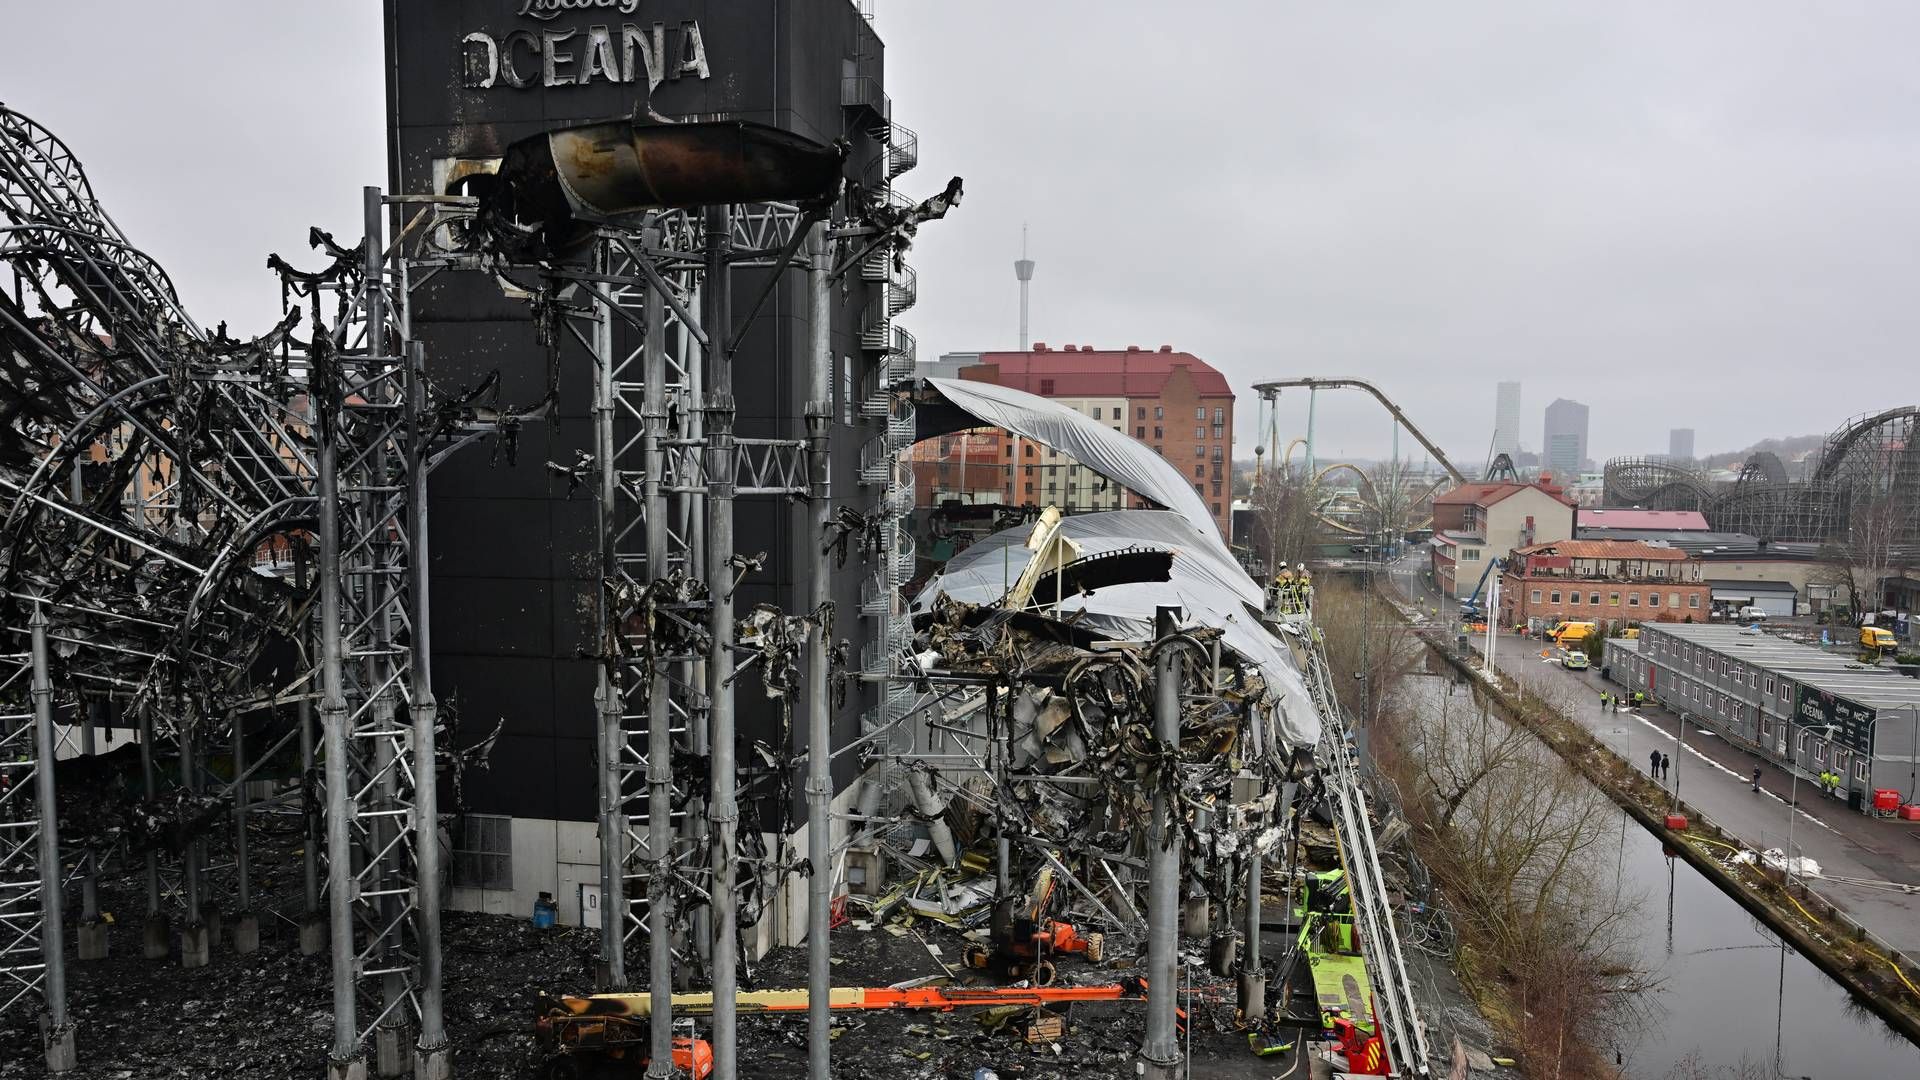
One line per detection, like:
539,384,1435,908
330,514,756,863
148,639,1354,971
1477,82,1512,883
963,867,1103,984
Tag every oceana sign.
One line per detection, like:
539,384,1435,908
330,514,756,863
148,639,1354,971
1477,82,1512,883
462,5,711,90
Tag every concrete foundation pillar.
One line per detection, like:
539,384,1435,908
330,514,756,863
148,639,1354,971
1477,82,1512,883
76,920,109,961
233,912,260,955
376,1025,409,1078
181,923,211,970
1182,894,1211,937
42,1017,76,1073
299,915,327,956
412,1044,452,1080
1238,971,1266,1021
328,1056,368,1080
200,904,223,948
142,913,171,960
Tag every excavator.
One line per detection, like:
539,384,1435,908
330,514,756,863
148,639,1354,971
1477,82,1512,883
961,866,1104,984
535,979,1150,1078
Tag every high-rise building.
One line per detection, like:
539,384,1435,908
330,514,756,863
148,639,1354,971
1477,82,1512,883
917,344,1236,538
1669,427,1695,462
1543,398,1590,477
1493,381,1521,461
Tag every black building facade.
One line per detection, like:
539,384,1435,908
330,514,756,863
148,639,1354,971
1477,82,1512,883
383,0,894,922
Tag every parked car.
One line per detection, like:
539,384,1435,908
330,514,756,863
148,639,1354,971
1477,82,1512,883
1562,651,1590,670
1737,606,1768,622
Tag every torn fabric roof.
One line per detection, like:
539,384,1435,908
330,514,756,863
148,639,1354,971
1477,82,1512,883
924,376,1220,542
911,509,1322,750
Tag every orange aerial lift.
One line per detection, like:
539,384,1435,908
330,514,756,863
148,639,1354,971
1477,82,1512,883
536,980,1149,1077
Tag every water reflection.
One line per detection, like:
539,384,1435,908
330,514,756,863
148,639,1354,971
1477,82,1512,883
1402,673,1920,1076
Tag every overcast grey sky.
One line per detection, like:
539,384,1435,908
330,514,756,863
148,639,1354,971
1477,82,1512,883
9,2,1918,465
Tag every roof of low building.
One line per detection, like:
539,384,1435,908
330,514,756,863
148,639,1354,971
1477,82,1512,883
1515,539,1691,561
963,346,1232,398
1577,509,1710,530
1707,579,1799,596
1433,478,1577,509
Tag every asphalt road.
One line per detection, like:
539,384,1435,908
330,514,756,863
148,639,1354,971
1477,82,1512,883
1381,553,1920,957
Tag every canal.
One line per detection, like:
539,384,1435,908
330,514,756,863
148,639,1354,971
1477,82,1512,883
1402,672,1920,1076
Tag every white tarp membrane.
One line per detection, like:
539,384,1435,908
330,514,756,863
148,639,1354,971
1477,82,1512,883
917,378,1319,745
926,377,1222,543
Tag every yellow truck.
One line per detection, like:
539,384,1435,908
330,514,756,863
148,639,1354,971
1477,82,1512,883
1549,621,1598,648
1861,626,1899,655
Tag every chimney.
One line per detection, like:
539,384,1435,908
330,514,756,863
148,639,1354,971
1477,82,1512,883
1127,345,1141,352
1033,342,1047,351
1158,345,1173,353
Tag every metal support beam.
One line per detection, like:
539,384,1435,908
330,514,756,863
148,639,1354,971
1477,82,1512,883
641,263,677,1080
594,237,629,991
319,329,362,1076
803,222,835,1080
1139,606,1182,1078
703,203,742,1080
407,335,450,1080
31,606,75,1071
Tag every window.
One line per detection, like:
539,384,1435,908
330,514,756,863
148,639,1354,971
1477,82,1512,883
1590,592,1601,605
1213,502,1223,515
1750,672,1758,689
1211,482,1222,497
1668,592,1679,608
1195,446,1205,458
1855,758,1869,782
1212,447,1223,462
1609,592,1621,607
1136,426,1146,438
1628,593,1640,607
1648,593,1661,608
1039,379,1055,395
1688,594,1700,608
1551,590,1562,603
1193,483,1204,495
1136,406,1146,420
1024,482,1033,494
1761,718,1772,739
1212,425,1224,440
1194,464,1204,477
1834,750,1849,775
1569,592,1581,606
1155,406,1164,419
1195,407,1206,420
1814,741,1827,765
1765,676,1775,695
1531,589,1543,603
1779,682,1790,702
452,814,513,891
1154,426,1163,439
1023,465,1033,477
1091,407,1102,420
1214,407,1225,423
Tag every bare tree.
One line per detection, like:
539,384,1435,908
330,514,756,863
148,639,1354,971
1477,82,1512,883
1247,468,1323,578
1819,492,1911,621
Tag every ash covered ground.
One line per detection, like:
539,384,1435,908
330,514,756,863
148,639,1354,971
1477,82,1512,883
0,824,1293,1079
1,811,1516,1079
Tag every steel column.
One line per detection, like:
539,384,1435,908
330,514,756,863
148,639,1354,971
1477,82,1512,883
1139,606,1182,1076
803,223,834,1080
641,264,677,1080
407,335,449,1078
703,203,741,1080
30,606,73,1070
594,239,629,990
319,335,361,1071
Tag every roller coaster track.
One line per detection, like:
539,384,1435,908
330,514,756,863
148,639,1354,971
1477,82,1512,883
1253,377,1467,486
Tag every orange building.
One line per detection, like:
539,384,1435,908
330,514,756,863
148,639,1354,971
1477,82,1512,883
918,343,1235,538
1497,539,1710,628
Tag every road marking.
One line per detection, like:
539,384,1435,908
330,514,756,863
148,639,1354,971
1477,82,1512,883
1618,711,1833,831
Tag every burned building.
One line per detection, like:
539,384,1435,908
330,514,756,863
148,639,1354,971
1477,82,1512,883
385,0,913,936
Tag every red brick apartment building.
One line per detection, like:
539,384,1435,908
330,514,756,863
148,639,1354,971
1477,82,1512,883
918,344,1236,538
1497,539,1711,628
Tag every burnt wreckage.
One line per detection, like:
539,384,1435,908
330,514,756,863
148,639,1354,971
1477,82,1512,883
0,97,1429,1079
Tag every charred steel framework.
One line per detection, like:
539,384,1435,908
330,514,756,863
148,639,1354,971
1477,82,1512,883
0,82,952,1080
